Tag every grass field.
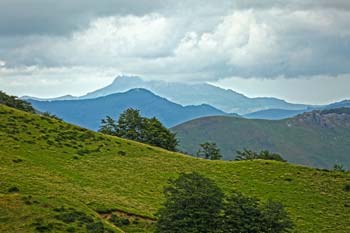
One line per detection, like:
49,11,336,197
1,104,350,232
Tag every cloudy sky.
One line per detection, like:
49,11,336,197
0,0,350,104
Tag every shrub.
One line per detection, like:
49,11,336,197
8,186,19,193
344,184,350,192
110,214,130,227
118,151,126,156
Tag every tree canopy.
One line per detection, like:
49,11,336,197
0,91,35,113
235,149,286,162
196,142,222,160
99,108,178,151
156,172,224,233
156,173,294,233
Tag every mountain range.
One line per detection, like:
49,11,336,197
172,108,350,169
28,88,226,130
24,75,309,115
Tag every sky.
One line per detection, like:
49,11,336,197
0,0,350,104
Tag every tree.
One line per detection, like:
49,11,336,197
333,163,345,172
0,91,35,113
196,142,222,160
260,199,294,233
221,192,262,233
98,116,117,135
115,108,143,141
156,172,223,233
235,149,286,162
142,117,178,151
222,192,293,233
99,108,178,151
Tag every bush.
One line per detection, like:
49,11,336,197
110,214,130,227
156,173,293,233
235,149,286,162
344,184,350,192
8,186,19,193
156,172,224,233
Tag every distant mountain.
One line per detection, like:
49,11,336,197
31,75,308,114
172,108,350,169
28,88,226,130
22,95,78,101
244,108,311,120
245,100,350,120
81,76,309,114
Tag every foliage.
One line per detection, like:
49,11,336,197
196,142,222,160
156,172,224,233
235,149,286,162
42,111,62,121
333,163,346,172
0,91,35,113
99,116,118,136
99,108,178,151
157,173,293,233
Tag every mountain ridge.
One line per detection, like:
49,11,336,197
27,88,227,130
172,108,350,169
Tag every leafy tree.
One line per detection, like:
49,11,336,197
142,117,178,151
98,116,117,136
156,172,223,233
99,108,178,151
260,199,294,233
196,142,222,160
333,163,346,172
222,192,293,233
221,192,262,233
115,108,143,141
235,149,286,162
0,91,35,113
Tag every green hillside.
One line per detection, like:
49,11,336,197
1,104,350,232
172,114,350,169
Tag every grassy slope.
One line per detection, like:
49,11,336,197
172,116,350,169
0,104,350,232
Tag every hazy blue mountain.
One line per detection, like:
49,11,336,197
245,100,350,120
244,108,311,120
28,88,227,130
78,76,308,114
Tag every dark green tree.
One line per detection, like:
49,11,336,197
222,192,293,233
99,109,178,151
115,108,143,141
196,142,222,160
142,117,178,151
156,172,223,233
235,149,286,162
221,192,262,233
0,91,35,113
98,116,117,136
260,199,294,233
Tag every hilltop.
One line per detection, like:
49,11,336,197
1,104,350,232
172,109,350,169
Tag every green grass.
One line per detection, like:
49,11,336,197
172,115,350,169
1,104,350,232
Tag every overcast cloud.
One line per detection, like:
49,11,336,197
0,0,350,103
